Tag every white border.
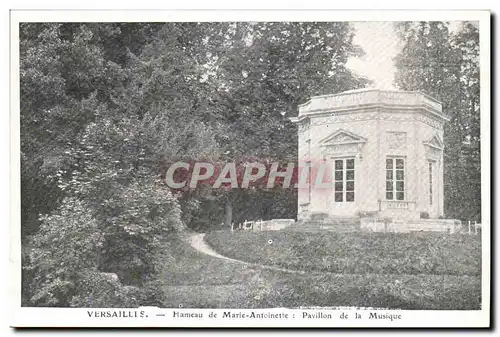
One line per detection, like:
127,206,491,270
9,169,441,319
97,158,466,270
9,9,492,22
9,10,491,328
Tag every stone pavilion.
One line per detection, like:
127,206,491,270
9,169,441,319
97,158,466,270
289,89,450,221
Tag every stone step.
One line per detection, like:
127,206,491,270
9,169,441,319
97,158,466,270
285,218,360,232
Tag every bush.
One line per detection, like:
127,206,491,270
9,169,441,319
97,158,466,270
420,212,430,219
26,181,183,307
27,198,105,306
69,271,139,308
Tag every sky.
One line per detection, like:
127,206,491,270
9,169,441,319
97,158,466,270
346,21,466,90
345,21,401,90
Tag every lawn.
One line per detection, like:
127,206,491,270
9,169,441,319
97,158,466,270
204,231,481,276
158,231,481,310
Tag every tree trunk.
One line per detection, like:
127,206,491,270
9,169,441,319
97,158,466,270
224,196,233,229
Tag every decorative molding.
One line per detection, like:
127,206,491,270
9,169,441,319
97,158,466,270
298,89,444,118
419,114,443,130
303,110,444,131
319,129,367,146
310,112,378,126
297,119,310,133
319,129,367,159
379,113,414,123
423,134,444,160
387,132,407,150
423,134,444,150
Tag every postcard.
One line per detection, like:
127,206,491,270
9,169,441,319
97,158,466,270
9,9,490,328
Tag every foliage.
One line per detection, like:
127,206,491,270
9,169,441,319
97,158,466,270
205,231,481,276
20,24,129,238
20,22,368,306
21,23,188,307
393,22,481,221
26,198,104,306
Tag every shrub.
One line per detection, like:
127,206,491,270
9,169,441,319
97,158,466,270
95,180,183,286
27,198,104,306
69,271,138,308
26,181,183,307
420,212,430,219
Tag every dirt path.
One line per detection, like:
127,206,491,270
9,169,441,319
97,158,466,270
189,233,237,261
189,233,308,275
189,233,390,310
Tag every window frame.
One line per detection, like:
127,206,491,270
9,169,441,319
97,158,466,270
385,157,405,201
334,158,355,203
428,160,434,206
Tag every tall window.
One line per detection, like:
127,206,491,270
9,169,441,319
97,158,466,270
386,158,405,201
429,161,433,205
334,158,355,202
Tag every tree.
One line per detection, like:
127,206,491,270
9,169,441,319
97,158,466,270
22,22,371,306
21,23,190,307
201,22,370,226
394,21,481,220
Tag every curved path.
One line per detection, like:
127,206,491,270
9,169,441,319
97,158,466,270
190,233,390,310
190,233,308,275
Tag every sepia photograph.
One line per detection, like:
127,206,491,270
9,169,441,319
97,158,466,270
10,10,490,328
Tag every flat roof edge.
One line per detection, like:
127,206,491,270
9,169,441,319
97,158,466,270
297,89,443,109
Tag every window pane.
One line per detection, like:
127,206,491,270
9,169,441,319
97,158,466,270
386,158,393,169
396,170,404,180
386,191,393,200
386,181,393,191
335,192,343,202
346,181,354,191
335,160,343,170
335,182,343,191
396,181,404,191
346,170,354,180
346,159,354,169
396,158,404,169
396,192,405,200
335,171,343,181
386,170,393,180
346,192,354,202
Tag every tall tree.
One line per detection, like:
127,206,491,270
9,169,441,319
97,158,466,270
205,22,370,226
21,23,190,307
394,21,481,220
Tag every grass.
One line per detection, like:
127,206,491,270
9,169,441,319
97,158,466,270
204,231,481,276
157,231,481,310
159,234,262,308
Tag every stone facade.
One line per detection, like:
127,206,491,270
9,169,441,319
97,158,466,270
290,89,450,221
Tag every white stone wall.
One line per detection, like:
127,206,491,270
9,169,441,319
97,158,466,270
293,89,447,221
415,116,445,218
